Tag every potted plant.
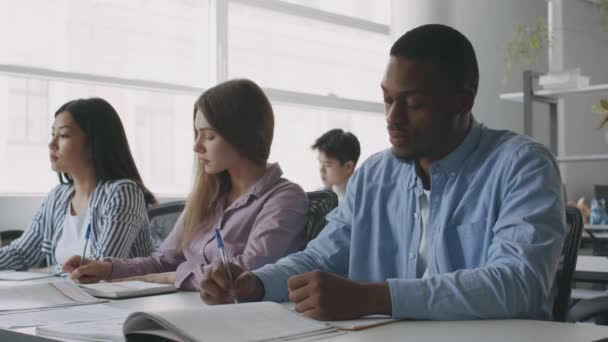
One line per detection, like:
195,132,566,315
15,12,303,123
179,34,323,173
502,17,550,83
595,98,608,128
599,0,608,29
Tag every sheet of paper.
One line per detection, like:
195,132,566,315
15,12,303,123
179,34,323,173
37,319,125,342
0,279,106,313
328,316,397,331
0,304,131,329
0,270,54,281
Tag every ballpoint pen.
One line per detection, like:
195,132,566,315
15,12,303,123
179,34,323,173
79,223,92,268
214,227,239,304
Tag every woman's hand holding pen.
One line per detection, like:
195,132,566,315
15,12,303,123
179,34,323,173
62,255,112,283
200,261,265,304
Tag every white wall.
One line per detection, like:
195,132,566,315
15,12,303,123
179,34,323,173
391,0,548,140
560,0,608,202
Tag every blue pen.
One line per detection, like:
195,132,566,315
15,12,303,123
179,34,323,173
79,224,92,268
214,228,239,304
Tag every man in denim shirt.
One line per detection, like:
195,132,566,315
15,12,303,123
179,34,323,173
201,24,566,321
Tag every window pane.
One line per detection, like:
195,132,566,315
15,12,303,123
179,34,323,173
0,0,210,87
270,103,389,191
0,75,197,195
228,3,390,102
281,0,391,25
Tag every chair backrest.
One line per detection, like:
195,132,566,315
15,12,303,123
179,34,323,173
147,200,186,249
553,206,584,322
0,229,23,247
304,190,339,243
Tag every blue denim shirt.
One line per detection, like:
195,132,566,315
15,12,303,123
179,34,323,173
254,120,565,320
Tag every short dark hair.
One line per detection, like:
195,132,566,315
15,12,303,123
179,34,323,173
195,78,274,166
312,129,361,165
55,98,157,206
390,24,479,95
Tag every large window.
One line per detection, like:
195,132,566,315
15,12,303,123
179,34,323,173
0,0,390,196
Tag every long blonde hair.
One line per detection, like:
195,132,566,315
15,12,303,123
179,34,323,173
179,79,274,247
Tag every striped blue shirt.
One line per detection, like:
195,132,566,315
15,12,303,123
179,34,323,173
0,180,154,270
254,120,566,320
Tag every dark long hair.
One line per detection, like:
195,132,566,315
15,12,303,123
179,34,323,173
54,98,157,206
180,79,274,246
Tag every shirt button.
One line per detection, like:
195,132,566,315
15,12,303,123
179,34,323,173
409,252,416,259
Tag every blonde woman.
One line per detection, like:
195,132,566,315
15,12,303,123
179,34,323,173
64,79,309,290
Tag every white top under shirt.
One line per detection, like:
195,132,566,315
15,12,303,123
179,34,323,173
417,189,431,278
54,204,89,265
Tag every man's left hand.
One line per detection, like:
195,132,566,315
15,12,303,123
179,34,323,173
287,270,391,321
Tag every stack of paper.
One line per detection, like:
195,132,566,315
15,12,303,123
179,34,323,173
0,270,54,281
0,279,106,313
0,304,131,329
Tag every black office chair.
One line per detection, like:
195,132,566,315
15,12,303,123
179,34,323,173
0,229,23,247
551,206,583,322
148,200,186,249
304,190,339,243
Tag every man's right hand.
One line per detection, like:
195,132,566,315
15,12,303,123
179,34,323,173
200,261,265,304
62,255,112,283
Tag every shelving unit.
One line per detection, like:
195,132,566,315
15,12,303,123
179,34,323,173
499,70,608,162
499,84,608,102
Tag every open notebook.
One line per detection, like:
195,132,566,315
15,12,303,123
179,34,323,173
37,302,396,342
78,281,177,299
0,279,106,313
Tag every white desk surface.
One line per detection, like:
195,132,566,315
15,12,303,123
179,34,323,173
4,279,608,342
577,255,608,273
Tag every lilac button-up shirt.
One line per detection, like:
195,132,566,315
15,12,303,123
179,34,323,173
108,163,309,290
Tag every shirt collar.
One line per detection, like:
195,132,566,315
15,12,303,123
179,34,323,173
432,117,482,177
405,117,482,189
250,162,283,197
222,162,284,210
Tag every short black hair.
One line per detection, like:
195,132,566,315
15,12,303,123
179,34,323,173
390,24,479,95
312,129,361,165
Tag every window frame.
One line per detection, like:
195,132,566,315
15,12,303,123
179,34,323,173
0,0,387,197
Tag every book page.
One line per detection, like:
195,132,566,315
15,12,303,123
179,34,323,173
124,302,335,342
0,279,106,313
